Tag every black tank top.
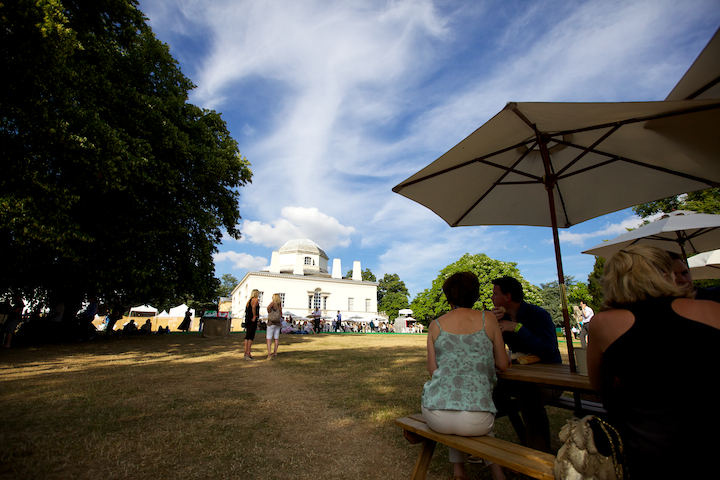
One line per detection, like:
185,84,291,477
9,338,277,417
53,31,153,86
602,296,719,478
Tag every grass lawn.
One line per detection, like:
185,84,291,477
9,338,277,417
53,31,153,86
0,332,578,479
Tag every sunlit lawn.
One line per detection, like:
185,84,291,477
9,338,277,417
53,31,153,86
0,332,577,479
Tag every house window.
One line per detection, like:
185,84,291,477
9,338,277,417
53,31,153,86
313,290,321,309
365,299,370,312
308,295,312,309
258,292,264,307
322,297,327,310
348,298,354,311
279,293,285,308
304,256,312,265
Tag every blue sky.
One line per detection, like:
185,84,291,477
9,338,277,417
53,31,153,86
138,0,719,297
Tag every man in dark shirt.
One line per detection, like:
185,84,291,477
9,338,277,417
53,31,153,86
490,276,561,452
670,251,720,303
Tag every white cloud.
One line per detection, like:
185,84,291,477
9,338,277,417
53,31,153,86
138,0,720,290
213,251,268,270
560,215,643,246
240,206,355,250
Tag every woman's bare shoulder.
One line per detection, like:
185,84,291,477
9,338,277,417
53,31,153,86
672,298,720,329
589,309,635,349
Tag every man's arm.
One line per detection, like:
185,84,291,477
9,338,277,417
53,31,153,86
513,305,561,363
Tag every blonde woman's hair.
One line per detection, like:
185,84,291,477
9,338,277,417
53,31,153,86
601,245,686,309
247,289,259,307
272,293,281,305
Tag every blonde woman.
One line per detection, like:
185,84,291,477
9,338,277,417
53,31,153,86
266,293,283,359
588,245,720,478
244,289,259,360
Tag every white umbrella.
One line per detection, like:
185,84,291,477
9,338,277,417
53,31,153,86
665,27,720,101
688,249,720,280
393,100,720,371
582,211,720,260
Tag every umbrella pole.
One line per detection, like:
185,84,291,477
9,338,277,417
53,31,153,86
547,190,577,373
538,135,577,373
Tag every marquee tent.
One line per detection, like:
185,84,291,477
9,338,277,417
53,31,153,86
128,305,158,317
168,304,195,318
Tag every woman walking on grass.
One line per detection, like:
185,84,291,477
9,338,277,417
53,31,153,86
421,272,508,480
244,289,259,360
266,294,283,359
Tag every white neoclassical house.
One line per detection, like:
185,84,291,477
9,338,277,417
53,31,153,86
230,239,378,321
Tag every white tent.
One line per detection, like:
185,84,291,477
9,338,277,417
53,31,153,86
168,304,195,317
158,310,170,317
129,305,158,317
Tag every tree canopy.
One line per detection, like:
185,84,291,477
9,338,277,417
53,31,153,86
633,188,720,218
587,256,606,313
1,0,252,312
410,253,540,326
538,277,588,327
217,274,240,299
377,273,410,322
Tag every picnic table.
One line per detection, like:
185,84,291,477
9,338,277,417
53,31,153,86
497,362,593,392
497,362,604,415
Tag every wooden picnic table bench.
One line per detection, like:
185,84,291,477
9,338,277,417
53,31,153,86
396,413,556,480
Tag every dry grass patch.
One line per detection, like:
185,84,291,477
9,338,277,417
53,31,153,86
1,333,573,479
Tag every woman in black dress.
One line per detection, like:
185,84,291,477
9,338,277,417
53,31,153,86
178,309,192,332
244,289,259,360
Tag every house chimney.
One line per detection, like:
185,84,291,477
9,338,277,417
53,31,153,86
352,261,361,281
332,258,342,279
269,251,280,274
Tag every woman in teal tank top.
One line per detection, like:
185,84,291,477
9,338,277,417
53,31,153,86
421,272,509,480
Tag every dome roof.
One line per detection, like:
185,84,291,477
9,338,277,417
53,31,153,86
278,239,328,259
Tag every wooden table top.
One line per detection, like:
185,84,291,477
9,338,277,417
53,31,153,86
497,363,594,392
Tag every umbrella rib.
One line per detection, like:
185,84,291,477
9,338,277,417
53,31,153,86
392,139,535,191
684,227,720,253
686,74,720,100
450,145,540,226
550,125,622,178
551,101,720,137
547,138,720,187
509,106,575,226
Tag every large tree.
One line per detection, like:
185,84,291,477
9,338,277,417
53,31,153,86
377,273,409,322
633,188,720,218
216,274,239,299
410,253,540,327
587,256,606,313
538,277,588,328
1,1,252,314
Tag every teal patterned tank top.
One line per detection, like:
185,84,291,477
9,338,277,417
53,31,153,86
421,314,497,413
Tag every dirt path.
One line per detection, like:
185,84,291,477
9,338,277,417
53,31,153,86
230,358,429,479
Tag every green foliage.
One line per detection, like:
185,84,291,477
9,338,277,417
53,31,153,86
217,274,239,298
587,256,606,312
0,0,252,309
377,273,409,322
410,253,540,327
633,188,720,218
345,268,377,282
538,277,588,327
